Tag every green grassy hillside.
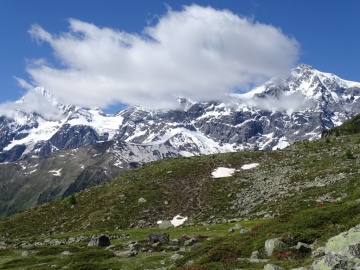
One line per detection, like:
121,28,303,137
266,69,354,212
1,117,360,269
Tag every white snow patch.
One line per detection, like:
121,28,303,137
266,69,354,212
241,163,259,170
272,137,290,150
171,215,188,227
49,169,62,176
212,167,235,178
157,215,188,227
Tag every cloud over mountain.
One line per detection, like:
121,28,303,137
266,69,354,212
24,5,300,109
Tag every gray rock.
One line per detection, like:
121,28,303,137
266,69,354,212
311,247,326,258
265,238,287,257
189,242,202,251
171,253,183,261
87,235,110,247
21,250,37,257
233,223,244,230
250,250,259,260
138,197,147,203
240,228,249,234
311,253,360,270
148,233,170,244
348,243,360,258
158,220,174,229
325,224,360,258
61,251,71,256
184,237,197,246
114,250,137,258
183,260,194,267
310,224,360,269
264,264,283,270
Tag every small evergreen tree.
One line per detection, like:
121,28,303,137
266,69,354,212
69,194,77,205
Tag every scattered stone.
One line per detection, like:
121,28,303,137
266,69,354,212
265,238,287,257
114,250,137,258
183,260,194,267
189,242,202,251
233,223,244,230
148,233,170,244
87,235,110,247
184,237,197,246
138,197,147,203
158,220,174,229
295,242,312,253
21,250,37,257
105,244,116,251
264,264,283,270
61,251,71,256
171,253,183,261
250,250,259,260
228,227,235,234
240,228,249,234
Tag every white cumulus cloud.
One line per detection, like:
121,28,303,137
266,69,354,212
24,4,300,109
0,88,61,120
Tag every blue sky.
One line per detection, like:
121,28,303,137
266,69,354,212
0,0,359,113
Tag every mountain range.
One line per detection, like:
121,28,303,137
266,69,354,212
1,64,360,217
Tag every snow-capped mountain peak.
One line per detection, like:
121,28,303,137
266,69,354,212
1,64,360,163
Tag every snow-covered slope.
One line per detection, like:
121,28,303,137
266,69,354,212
1,64,360,164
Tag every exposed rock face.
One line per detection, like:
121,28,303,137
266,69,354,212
87,235,111,247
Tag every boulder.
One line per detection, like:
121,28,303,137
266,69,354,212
311,224,360,269
87,235,111,247
311,253,360,270
148,233,170,244
158,220,174,229
265,238,287,257
325,224,360,257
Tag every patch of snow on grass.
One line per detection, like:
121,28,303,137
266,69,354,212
241,163,259,170
157,215,188,227
212,167,235,178
49,169,62,176
171,215,188,227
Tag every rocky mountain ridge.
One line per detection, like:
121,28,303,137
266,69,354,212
1,64,360,216
1,64,360,162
